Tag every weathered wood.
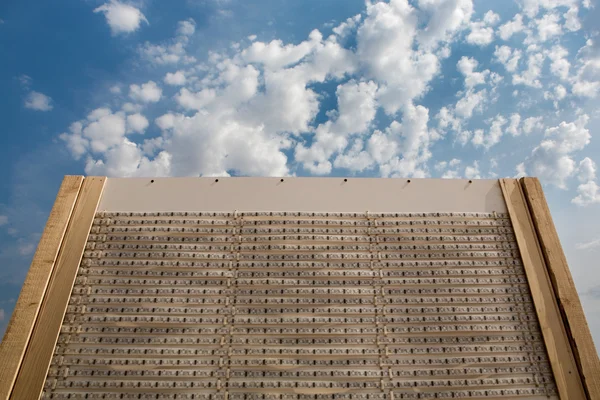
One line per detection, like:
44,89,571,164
9,177,105,400
500,178,587,399
521,177,600,399
0,176,83,400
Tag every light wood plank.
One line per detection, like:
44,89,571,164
500,178,587,400
9,177,106,400
0,176,84,400
521,177,600,399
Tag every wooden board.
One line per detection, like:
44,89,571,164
9,177,105,400
0,176,84,400
520,177,600,400
499,179,587,400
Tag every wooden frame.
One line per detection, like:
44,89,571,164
500,179,593,400
0,176,84,400
520,177,600,399
2,177,105,400
1,176,598,399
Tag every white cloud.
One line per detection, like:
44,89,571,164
242,31,323,70
520,115,590,188
332,14,362,38
356,0,441,114
295,80,378,174
572,158,600,206
129,81,162,103
457,57,489,89
455,89,487,119
122,102,143,113
110,85,122,94
572,181,600,206
0,215,7,226
465,160,481,179
416,0,474,48
139,19,197,65
473,115,507,149
483,10,500,25
164,71,187,86
564,6,581,31
175,87,217,110
498,14,525,40
93,0,148,35
536,12,562,41
177,19,196,36
466,11,499,46
576,237,600,250
513,52,545,87
18,243,35,256
126,113,149,134
522,116,544,134
248,34,257,41
554,84,567,99
436,158,462,178
577,157,597,182
572,40,600,98
520,0,577,18
494,45,522,72
24,91,53,111
507,113,521,136
547,45,570,80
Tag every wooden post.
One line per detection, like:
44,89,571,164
9,177,105,400
500,178,587,400
521,177,600,399
0,176,84,400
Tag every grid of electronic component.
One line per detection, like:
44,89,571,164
42,211,559,400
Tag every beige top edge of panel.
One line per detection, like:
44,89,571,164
98,177,507,213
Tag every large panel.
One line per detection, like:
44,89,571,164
42,211,558,400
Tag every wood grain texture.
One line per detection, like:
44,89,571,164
0,176,84,400
521,177,600,400
9,177,105,400
500,179,587,400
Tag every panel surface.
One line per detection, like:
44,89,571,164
41,211,559,400
98,178,507,213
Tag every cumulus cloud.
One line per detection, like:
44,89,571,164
164,71,186,86
466,11,500,46
519,115,590,189
536,12,562,41
126,113,149,134
94,0,148,35
295,80,378,174
57,0,592,186
572,39,600,98
494,45,522,72
139,19,197,65
513,52,545,88
24,91,53,111
0,215,7,226
129,81,162,103
498,14,525,40
177,19,196,36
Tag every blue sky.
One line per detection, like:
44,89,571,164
1,0,600,349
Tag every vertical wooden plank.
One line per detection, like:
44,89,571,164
0,176,84,400
9,177,106,400
521,177,600,400
500,178,587,400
